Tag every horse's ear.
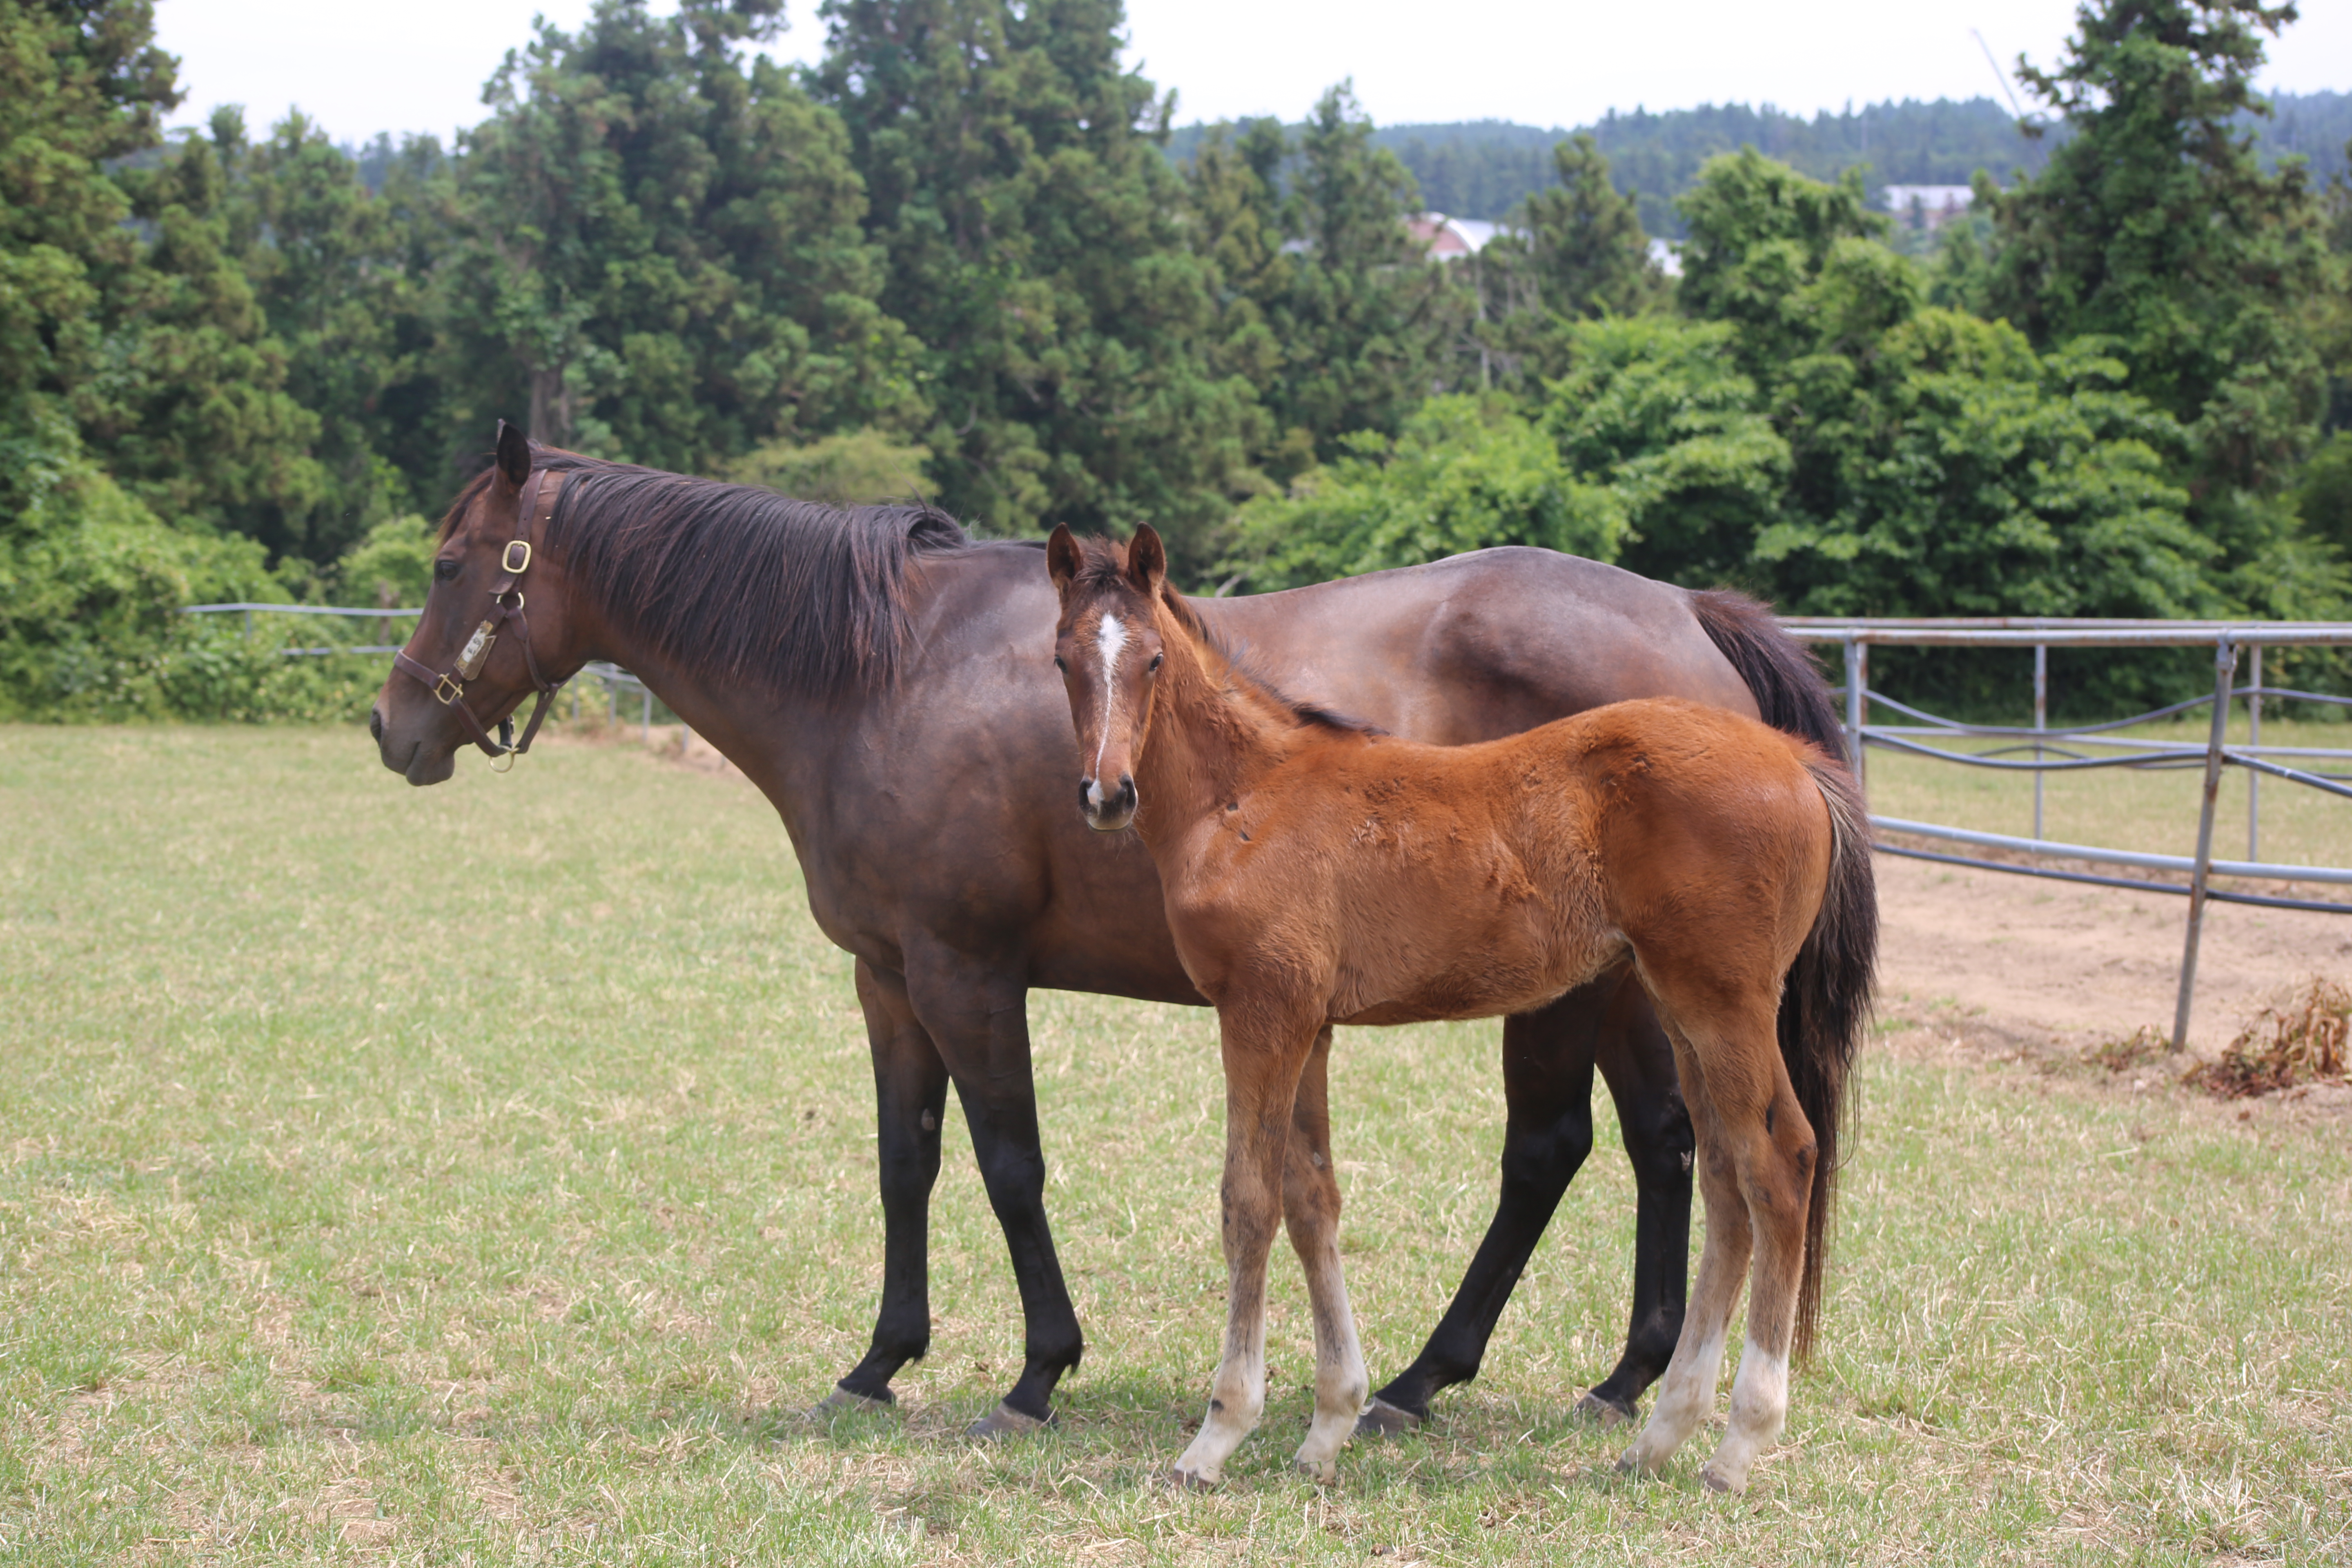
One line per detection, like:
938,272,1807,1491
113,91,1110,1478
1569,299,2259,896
1046,524,1082,596
1125,525,1167,599
494,420,531,492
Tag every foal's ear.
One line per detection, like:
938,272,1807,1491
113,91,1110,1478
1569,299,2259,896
1125,525,1167,599
494,419,532,493
1046,524,1082,596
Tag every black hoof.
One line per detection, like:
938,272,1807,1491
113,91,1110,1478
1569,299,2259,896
1574,1390,1637,1429
810,1384,894,1419
965,1401,1054,1440
1354,1396,1424,1439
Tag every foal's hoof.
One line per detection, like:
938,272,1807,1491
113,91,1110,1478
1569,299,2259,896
1168,1463,1222,1492
1294,1455,1339,1486
809,1384,893,1419
1354,1396,1423,1440
1574,1390,1637,1430
965,1401,1053,1441
1698,1464,1744,1495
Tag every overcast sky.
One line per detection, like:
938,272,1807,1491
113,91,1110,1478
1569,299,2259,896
154,0,2350,149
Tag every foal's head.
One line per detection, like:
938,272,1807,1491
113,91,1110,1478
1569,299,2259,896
1045,524,1172,833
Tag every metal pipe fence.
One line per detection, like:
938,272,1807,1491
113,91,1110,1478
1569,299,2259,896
1782,618,2352,1047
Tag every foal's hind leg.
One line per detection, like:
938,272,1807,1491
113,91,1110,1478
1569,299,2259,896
1618,1039,1749,1478
1283,1026,1370,1482
1697,1074,1816,1494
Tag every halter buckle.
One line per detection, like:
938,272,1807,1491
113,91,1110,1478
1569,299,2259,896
432,673,464,705
502,540,533,575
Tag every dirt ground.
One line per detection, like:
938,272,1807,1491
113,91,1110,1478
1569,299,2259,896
1875,850,2352,1056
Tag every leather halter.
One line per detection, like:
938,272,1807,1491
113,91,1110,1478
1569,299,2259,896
394,466,567,770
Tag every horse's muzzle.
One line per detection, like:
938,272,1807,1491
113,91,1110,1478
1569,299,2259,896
1081,774,1137,832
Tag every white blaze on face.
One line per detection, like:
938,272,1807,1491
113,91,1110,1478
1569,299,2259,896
1088,612,1127,807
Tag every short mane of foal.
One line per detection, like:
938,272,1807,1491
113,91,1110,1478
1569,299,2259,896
1044,525,1874,1494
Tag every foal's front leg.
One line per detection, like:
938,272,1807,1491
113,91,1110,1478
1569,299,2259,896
1172,1010,1324,1490
1283,1025,1369,1482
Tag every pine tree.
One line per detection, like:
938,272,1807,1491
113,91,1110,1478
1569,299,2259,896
439,0,920,481
1981,0,2334,494
811,0,1264,564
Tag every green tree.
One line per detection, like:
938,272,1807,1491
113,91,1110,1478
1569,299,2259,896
1223,393,1624,590
1515,134,1668,321
3,1,317,545
1259,85,1461,456
1980,0,2334,494
1541,315,1787,587
439,0,921,480
1675,147,1886,382
812,0,1264,563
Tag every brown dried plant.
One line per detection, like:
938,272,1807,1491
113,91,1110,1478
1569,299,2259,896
2184,977,2352,1098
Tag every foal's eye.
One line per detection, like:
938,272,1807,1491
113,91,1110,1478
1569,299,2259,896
434,558,460,582
1053,656,1066,673
1147,653,1164,673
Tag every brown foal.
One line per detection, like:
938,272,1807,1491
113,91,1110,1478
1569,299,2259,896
1044,526,1875,1493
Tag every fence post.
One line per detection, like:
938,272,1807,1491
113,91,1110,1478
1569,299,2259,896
1842,635,1866,780
2033,642,2047,842
242,608,252,641
2247,643,2262,860
642,687,652,745
2172,634,2241,1051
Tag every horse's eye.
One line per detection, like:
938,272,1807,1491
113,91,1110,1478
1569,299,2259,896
1053,656,1067,673
434,558,460,582
1148,653,1164,673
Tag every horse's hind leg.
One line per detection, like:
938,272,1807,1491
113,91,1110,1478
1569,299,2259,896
1618,1040,1749,1479
1173,1009,1324,1490
1283,1026,1370,1482
1361,985,1600,1435
1583,978,1694,1425
1697,1076,1816,1495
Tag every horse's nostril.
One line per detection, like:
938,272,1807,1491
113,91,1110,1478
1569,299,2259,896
1078,779,1096,811
369,706,385,743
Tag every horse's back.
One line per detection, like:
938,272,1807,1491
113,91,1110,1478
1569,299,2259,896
1206,548,1756,742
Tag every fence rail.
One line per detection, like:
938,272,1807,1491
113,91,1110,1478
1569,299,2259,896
1785,619,2352,1047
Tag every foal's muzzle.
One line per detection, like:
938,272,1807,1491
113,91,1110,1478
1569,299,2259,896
1081,773,1137,832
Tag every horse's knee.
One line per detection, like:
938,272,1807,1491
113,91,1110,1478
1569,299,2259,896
1499,1105,1593,1194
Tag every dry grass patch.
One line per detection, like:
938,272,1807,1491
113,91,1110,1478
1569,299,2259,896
2185,977,2352,1099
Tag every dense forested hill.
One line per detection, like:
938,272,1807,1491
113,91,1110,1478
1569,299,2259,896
1168,92,2352,234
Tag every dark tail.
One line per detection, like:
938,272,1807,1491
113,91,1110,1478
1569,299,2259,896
1784,750,1877,1361
1690,588,1849,763
1694,588,1877,1361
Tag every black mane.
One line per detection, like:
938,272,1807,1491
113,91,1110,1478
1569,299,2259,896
1069,535,1382,737
512,448,967,696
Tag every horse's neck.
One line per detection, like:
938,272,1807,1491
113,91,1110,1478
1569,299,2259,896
1136,618,1294,841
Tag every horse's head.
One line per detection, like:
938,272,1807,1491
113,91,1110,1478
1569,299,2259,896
372,421,581,786
1046,523,1169,833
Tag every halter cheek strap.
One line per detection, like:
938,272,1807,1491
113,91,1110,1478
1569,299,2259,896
395,467,568,766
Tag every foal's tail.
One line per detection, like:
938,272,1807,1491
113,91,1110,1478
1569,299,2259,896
1785,750,1878,1361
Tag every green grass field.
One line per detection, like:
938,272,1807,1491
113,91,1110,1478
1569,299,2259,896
2,725,2347,1564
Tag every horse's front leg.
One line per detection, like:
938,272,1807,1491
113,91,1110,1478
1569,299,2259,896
900,938,1084,1435
1172,1007,1324,1489
824,959,951,1413
1283,1025,1368,1482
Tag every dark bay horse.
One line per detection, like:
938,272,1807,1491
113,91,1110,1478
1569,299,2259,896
1045,526,1876,1492
370,422,1857,1436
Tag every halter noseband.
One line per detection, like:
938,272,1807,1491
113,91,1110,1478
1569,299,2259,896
394,466,566,772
